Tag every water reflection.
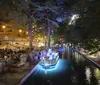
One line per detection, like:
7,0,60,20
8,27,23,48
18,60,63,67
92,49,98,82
21,46,100,85
94,68,100,80
85,67,92,84
71,73,78,85
71,50,100,85
94,68,100,85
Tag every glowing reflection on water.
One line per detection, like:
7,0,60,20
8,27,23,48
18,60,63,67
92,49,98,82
94,68,100,80
85,67,92,84
72,49,100,85
94,68,100,85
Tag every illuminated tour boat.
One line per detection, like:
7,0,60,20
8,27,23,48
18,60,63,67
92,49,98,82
39,48,59,68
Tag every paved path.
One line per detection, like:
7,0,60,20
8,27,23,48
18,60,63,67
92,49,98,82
0,65,34,85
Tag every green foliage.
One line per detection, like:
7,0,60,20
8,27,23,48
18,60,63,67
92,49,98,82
65,0,100,51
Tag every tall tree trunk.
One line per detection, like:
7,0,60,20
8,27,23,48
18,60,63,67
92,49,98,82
47,26,51,49
44,36,46,50
47,19,51,49
44,31,47,50
29,16,33,51
43,28,47,50
42,25,47,50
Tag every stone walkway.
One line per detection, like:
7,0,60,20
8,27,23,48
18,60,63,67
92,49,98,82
0,64,34,85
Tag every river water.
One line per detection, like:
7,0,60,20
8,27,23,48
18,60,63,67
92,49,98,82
20,57,100,85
